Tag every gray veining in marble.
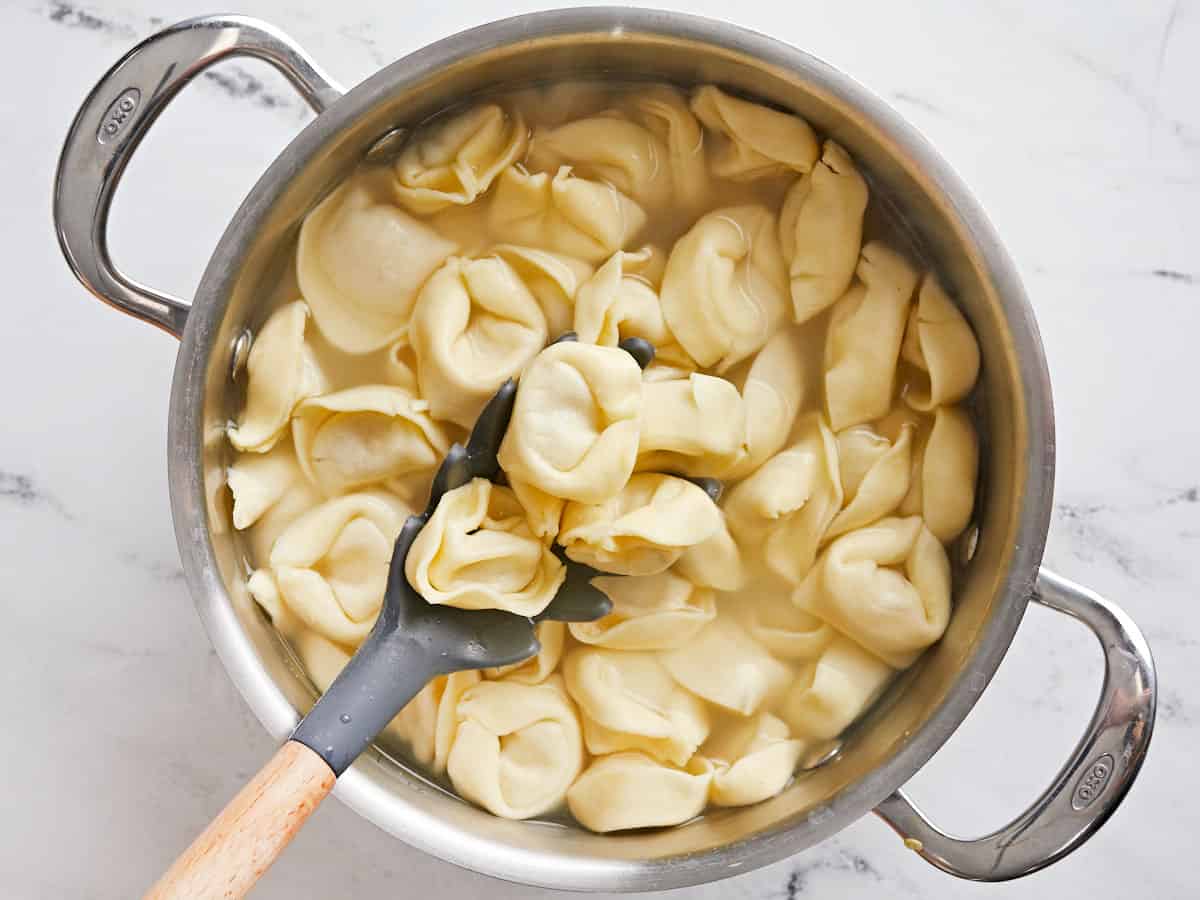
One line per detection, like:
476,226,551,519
3,0,1197,897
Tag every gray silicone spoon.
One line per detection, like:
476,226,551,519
145,340,649,899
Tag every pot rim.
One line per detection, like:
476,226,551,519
168,7,1055,890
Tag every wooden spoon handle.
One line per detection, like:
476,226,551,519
144,741,335,899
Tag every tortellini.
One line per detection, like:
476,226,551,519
392,103,528,214
559,474,722,576
250,491,409,646
900,406,979,543
779,141,869,324
447,676,584,819
780,635,894,740
660,617,792,716
405,479,565,617
724,416,843,585
564,647,710,765
237,79,988,835
705,713,806,807
795,516,951,668
488,165,648,263
228,301,325,453
570,571,716,650
660,205,790,372
825,242,919,430
636,373,747,475
291,386,448,496
574,248,691,366
567,753,713,832
297,172,457,353
410,256,548,428
900,275,980,410
497,341,643,504
690,85,819,181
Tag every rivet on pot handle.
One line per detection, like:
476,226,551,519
53,16,344,338
875,567,1156,881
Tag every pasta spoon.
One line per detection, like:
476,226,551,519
146,370,615,899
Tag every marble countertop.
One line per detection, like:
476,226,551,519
5,0,1197,896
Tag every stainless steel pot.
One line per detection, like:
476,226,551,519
53,10,1156,891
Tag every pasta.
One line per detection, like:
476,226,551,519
497,341,643,504
392,104,528,214
660,205,790,372
297,172,457,353
236,78,986,834
291,386,448,496
488,165,648,263
779,141,869,324
405,479,565,617
410,255,548,428
824,242,919,430
228,301,325,452
558,473,722,576
690,85,819,180
447,676,585,819
564,647,710,765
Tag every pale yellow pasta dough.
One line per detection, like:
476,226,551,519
291,385,448,496
228,440,303,530
567,752,713,832
485,621,566,684
900,274,981,411
392,104,528,214
625,85,708,211
825,422,915,540
410,255,548,428
564,647,710,765
674,514,747,591
559,473,722,576
660,616,793,715
660,205,790,372
705,712,806,807
824,242,919,430
488,165,648,263
780,635,894,740
447,675,584,819
228,301,325,452
496,341,643,504
741,592,835,662
690,85,819,181
405,479,565,617
490,244,595,337
899,406,979,543
796,516,951,668
635,373,747,475
779,141,869,325
391,671,482,774
571,571,716,650
297,173,457,353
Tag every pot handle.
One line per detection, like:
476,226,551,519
875,567,1156,881
53,16,343,338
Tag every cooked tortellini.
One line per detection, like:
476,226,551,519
497,341,643,504
567,753,713,832
564,647,710,765
690,85,819,181
405,479,565,617
724,415,843,585
489,165,648,263
291,386,447,496
779,141,869,324
559,473,722,576
705,713,806,807
660,205,790,372
238,78,985,835
825,242,919,430
447,676,585,819
392,103,528,214
297,172,458,353
410,255,548,428
796,516,951,668
229,301,325,452
570,571,716,650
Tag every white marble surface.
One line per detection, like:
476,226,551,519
3,0,1197,896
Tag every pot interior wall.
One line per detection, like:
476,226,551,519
189,20,1043,874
